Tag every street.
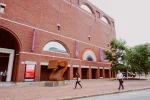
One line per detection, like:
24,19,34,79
76,89,150,100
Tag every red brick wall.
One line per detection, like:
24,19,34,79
0,0,115,81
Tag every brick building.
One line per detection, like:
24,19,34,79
0,0,116,82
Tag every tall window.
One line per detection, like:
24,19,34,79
43,41,68,54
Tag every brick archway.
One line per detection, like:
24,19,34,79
0,26,21,81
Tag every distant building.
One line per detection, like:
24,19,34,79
0,0,116,82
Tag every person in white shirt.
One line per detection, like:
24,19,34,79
117,70,124,90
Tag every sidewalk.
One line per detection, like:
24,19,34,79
0,78,150,100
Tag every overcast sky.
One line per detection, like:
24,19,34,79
88,0,150,47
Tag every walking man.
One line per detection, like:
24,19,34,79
74,72,82,89
117,70,124,90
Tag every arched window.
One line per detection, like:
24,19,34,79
101,17,110,25
43,41,68,54
81,4,93,14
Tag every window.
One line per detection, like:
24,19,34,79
88,35,90,41
0,3,6,13
43,41,68,54
101,17,110,25
57,24,60,31
81,4,93,14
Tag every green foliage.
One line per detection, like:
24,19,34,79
129,44,150,75
104,39,126,71
104,39,150,74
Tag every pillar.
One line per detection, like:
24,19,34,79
103,68,105,78
6,53,15,82
98,68,100,79
34,62,40,81
78,66,81,78
96,68,100,79
88,67,91,79
16,62,25,82
109,69,111,78
70,66,73,80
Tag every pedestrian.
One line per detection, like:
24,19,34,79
2,70,7,82
74,72,82,89
117,70,124,90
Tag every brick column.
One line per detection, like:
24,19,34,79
78,66,82,79
99,68,101,78
35,62,41,82
103,68,105,78
12,55,19,81
69,66,73,80
96,68,100,79
109,69,111,78
88,67,92,79
16,62,25,82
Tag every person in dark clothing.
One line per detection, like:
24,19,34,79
74,72,82,89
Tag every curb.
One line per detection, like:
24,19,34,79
58,88,150,100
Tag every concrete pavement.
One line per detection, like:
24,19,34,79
0,78,150,100
76,89,150,100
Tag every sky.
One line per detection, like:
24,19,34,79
88,0,150,47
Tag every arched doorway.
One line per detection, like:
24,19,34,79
0,27,20,82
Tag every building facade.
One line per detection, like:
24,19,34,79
0,0,116,82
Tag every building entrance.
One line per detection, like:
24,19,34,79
105,69,109,78
73,68,78,78
100,69,103,78
40,65,53,81
0,48,15,82
92,69,97,79
0,27,20,82
81,68,88,79
64,67,70,80
0,53,9,82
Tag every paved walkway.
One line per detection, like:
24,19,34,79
0,78,150,100
76,89,150,100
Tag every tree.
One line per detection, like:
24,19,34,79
104,39,150,79
143,60,150,78
129,44,150,78
104,39,126,72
